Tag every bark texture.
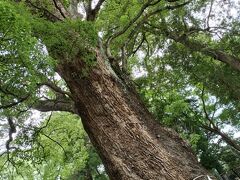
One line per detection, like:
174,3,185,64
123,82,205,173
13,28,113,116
57,49,212,180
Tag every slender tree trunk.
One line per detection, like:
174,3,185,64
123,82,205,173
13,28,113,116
57,49,212,179
202,125,240,152
216,130,240,152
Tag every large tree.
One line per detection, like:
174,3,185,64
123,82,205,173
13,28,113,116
1,0,240,179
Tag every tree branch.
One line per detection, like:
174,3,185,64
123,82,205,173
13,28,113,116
86,0,106,21
206,0,214,29
131,33,145,56
201,124,240,152
25,0,62,22
199,87,240,152
146,1,191,18
52,0,70,18
37,81,72,99
200,86,217,129
105,0,157,59
40,132,68,158
105,0,190,60
6,117,16,152
0,95,30,109
32,98,77,114
145,21,240,72
170,30,240,71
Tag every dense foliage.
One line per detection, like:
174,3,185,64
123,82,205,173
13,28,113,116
0,112,108,179
0,0,240,179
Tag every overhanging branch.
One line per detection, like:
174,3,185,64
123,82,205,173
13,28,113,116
37,81,73,99
0,95,30,110
24,0,62,22
144,22,240,72
33,98,77,114
172,34,240,71
105,0,190,60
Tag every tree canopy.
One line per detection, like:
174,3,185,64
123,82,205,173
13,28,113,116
0,0,240,179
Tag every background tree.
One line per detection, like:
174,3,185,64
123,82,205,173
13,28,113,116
0,112,108,179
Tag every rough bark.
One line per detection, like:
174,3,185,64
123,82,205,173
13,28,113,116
33,98,77,114
56,49,213,180
7,1,217,179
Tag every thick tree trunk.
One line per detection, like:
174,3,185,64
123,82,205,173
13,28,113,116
57,49,212,179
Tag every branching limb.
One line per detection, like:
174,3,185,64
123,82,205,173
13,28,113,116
106,0,154,40
105,0,190,61
146,0,191,18
131,33,145,56
52,0,71,18
200,86,216,129
6,117,16,152
24,0,62,22
105,0,157,60
32,98,77,114
40,132,68,158
200,123,240,152
0,94,30,110
0,117,19,173
37,81,73,99
200,87,240,152
145,21,240,72
86,0,106,21
206,0,214,29
33,80,77,113
36,112,53,133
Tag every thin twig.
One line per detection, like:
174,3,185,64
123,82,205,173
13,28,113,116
206,0,214,29
40,132,67,158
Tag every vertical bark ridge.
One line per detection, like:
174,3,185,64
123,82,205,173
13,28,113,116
57,49,212,180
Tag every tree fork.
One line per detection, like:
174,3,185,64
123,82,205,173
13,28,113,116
56,49,213,179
